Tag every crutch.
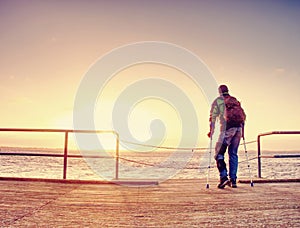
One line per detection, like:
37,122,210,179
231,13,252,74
242,135,254,187
206,134,213,189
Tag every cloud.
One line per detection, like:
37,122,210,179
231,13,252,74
274,67,285,74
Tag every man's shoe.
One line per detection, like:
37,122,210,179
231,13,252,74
218,177,230,189
230,179,237,188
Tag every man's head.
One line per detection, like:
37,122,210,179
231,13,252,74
218,85,229,95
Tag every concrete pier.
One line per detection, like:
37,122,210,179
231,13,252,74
0,178,299,227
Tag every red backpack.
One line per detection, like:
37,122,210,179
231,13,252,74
223,96,246,126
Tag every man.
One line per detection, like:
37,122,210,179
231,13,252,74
208,85,245,188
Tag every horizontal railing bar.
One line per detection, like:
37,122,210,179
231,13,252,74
258,131,300,137
0,128,118,135
0,152,63,157
273,154,300,158
238,154,300,159
0,152,113,159
0,128,67,133
260,154,300,158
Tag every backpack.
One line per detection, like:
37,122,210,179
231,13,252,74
223,96,246,126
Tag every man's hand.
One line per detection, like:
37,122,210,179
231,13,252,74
208,122,215,138
207,131,213,138
241,123,245,139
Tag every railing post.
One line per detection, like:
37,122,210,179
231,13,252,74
115,132,119,180
257,135,261,178
63,131,69,179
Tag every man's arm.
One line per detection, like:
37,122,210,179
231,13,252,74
208,99,220,138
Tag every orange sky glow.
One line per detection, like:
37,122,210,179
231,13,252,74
0,0,300,152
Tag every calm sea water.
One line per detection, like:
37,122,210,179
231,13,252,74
0,147,299,181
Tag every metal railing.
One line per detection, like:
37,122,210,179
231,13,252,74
0,128,119,180
2,128,299,181
257,131,300,178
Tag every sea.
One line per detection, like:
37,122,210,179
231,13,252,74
0,146,299,182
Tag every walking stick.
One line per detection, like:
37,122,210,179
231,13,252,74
206,135,213,189
242,135,254,187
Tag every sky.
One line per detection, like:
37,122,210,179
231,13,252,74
0,0,300,151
